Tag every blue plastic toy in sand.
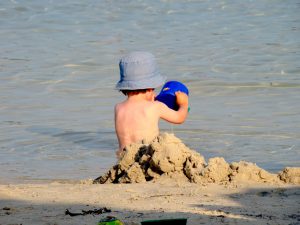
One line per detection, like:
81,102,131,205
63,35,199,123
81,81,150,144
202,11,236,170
155,81,189,111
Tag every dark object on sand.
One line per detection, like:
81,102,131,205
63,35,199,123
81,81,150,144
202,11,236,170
65,207,111,217
141,218,187,225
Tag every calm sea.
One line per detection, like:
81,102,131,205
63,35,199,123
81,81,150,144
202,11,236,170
0,0,299,183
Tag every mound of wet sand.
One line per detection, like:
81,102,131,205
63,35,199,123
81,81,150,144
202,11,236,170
94,133,300,185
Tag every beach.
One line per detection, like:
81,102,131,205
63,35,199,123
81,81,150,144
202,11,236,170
1,181,299,225
1,133,299,225
1,1,300,224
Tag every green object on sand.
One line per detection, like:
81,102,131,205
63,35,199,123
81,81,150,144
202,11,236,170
98,216,124,225
141,218,187,225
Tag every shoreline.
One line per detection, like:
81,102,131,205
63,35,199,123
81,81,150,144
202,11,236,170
0,180,299,225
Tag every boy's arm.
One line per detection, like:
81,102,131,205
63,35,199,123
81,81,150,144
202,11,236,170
158,91,189,124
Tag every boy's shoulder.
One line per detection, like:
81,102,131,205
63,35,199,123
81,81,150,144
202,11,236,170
114,101,126,113
153,100,168,109
115,100,164,111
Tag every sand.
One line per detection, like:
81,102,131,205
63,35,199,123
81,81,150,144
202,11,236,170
0,133,299,225
94,133,300,186
1,181,299,225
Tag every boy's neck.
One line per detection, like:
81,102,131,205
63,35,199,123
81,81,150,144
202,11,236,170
127,92,148,100
127,91,154,101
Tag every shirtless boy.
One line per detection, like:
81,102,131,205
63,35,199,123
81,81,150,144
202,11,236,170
115,51,189,157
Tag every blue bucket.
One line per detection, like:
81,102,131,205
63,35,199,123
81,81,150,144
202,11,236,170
155,81,189,110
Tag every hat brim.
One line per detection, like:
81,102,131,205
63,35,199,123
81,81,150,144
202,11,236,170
115,74,166,90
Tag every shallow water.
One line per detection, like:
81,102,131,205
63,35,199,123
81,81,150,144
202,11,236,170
0,0,299,183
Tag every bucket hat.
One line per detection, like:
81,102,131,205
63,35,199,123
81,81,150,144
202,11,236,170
116,51,166,90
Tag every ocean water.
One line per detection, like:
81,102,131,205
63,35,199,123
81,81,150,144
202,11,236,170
0,0,299,183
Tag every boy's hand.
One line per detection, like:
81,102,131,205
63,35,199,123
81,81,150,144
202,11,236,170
175,91,188,107
159,91,189,124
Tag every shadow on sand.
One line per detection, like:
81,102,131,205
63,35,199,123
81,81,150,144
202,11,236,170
0,186,299,225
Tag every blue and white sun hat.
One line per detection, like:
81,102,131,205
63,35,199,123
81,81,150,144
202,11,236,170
116,51,166,90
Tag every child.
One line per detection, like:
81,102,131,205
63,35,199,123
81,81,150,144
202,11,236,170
115,51,189,157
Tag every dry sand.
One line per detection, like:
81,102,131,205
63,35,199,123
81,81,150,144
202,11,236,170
0,133,299,225
0,181,299,225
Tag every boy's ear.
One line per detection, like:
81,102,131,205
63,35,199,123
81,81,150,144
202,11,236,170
146,89,155,101
151,92,155,101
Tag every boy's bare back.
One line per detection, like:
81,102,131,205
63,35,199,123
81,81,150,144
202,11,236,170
115,89,188,156
115,91,159,153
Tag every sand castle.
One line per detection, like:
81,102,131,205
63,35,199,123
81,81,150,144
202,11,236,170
94,133,300,185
